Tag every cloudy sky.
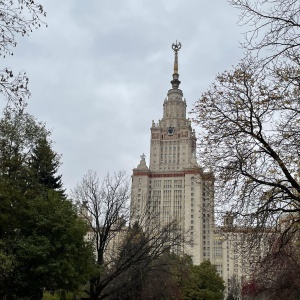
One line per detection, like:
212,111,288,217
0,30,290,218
2,0,246,193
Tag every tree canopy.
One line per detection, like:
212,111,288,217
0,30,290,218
192,0,300,297
229,0,300,65
72,170,186,300
183,260,225,300
4,191,95,299
242,239,300,300
0,0,47,108
192,59,299,240
192,0,300,250
0,109,95,299
30,137,65,196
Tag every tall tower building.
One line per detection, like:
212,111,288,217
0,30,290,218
131,42,214,265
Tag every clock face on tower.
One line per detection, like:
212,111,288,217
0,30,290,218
167,126,175,136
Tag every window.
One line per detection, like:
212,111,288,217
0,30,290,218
153,180,161,188
164,180,172,188
174,180,182,188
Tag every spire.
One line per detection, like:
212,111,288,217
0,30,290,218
171,41,181,89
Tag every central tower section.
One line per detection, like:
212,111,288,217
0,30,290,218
149,42,196,172
131,43,214,265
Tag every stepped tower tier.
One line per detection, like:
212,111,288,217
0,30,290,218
149,41,197,172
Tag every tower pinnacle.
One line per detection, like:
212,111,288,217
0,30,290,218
171,41,181,89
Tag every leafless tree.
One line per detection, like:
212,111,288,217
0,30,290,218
72,170,185,300
229,0,300,65
193,1,300,296
227,274,242,300
0,1,46,108
104,222,186,300
193,58,300,248
242,241,300,300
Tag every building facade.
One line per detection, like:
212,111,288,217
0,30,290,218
131,42,215,265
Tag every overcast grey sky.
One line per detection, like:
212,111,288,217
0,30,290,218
2,0,245,193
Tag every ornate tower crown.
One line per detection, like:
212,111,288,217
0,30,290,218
171,41,181,89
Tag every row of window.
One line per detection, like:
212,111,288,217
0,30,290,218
138,177,196,187
152,179,183,188
154,159,185,164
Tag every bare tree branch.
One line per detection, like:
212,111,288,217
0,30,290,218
0,1,46,108
229,0,300,64
72,170,185,300
192,60,300,248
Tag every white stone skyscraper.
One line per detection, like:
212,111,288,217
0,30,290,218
131,42,215,265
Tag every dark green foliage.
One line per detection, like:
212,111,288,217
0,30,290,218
0,110,95,299
30,137,65,196
183,260,225,300
4,191,95,299
0,111,48,239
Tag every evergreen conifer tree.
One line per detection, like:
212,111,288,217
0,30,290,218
0,110,94,299
30,137,65,197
